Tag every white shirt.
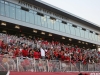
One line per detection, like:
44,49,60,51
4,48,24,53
40,48,45,57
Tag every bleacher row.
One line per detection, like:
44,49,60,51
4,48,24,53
0,33,100,72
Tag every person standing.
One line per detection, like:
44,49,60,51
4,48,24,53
40,46,45,59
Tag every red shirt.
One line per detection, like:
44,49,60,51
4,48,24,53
61,55,65,61
71,47,75,51
66,47,68,50
22,50,28,57
14,49,20,57
1,42,6,49
78,48,81,53
44,41,48,45
0,40,2,47
65,56,70,62
54,51,59,57
33,51,40,59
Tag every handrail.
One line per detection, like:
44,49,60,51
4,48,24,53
0,56,100,72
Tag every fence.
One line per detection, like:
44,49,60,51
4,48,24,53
0,56,100,72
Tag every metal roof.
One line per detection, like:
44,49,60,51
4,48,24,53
23,0,100,31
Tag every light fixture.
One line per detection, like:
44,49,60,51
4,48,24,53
21,34,24,36
83,47,85,48
86,43,88,45
62,37,65,39
78,41,81,43
33,30,37,33
1,22,6,26
82,42,84,44
29,36,32,38
49,34,52,36
2,30,7,33
93,44,95,46
15,25,20,29
41,32,45,35
69,38,72,41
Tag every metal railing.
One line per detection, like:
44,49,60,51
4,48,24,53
0,56,100,72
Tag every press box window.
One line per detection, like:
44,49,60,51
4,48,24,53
21,7,29,12
72,25,77,28
82,28,86,31
37,12,44,16
96,33,98,35
50,17,56,21
90,31,93,33
62,21,67,24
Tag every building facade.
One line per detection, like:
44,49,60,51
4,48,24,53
0,0,100,49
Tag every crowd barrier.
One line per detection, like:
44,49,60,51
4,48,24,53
0,56,100,72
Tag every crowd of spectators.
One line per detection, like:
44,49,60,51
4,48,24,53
0,33,100,65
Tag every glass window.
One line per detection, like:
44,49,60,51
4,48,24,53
1,0,4,3
21,10,25,21
75,27,80,36
50,19,54,29
26,11,29,23
9,3,15,7
70,24,75,35
44,16,48,28
34,13,38,25
47,16,55,29
29,10,33,13
89,32,92,40
59,22,65,32
65,23,70,34
47,18,51,29
5,4,10,17
92,32,95,41
10,6,15,19
41,16,45,27
37,15,41,26
80,28,85,38
16,8,21,20
41,16,47,27
54,20,59,31
29,12,34,24
94,34,98,41
85,30,89,39
98,35,100,42
0,3,5,16
16,5,20,8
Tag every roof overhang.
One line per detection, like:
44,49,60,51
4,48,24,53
23,0,100,31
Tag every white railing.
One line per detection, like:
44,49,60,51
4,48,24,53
0,56,100,72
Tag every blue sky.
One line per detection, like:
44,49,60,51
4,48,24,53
42,0,100,26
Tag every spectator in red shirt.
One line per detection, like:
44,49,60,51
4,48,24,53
22,48,28,57
54,48,59,60
1,41,6,49
14,47,20,57
33,49,40,59
60,51,65,61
